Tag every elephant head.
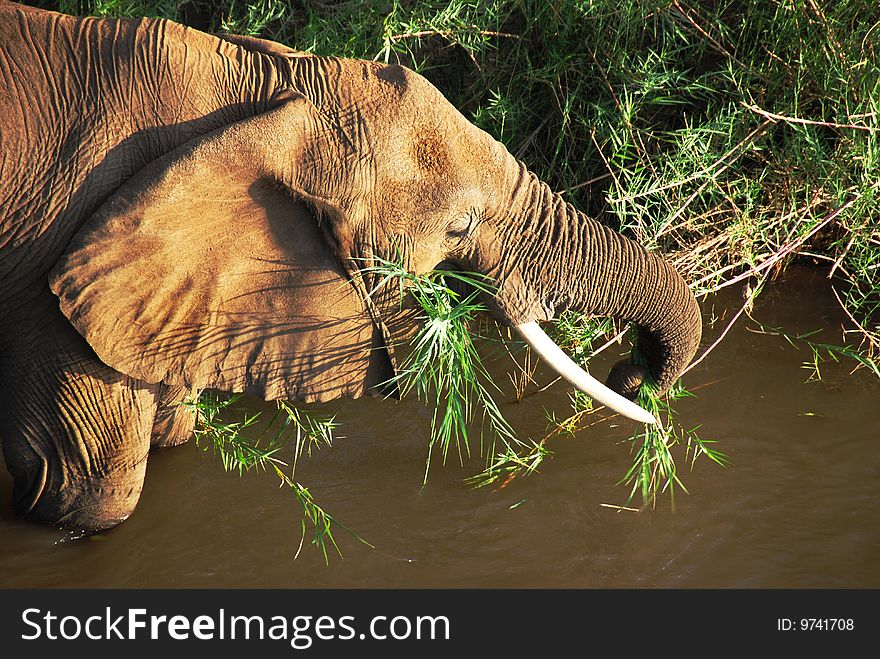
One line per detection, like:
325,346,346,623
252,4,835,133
49,57,701,424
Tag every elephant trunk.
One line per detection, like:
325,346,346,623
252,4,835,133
487,164,702,402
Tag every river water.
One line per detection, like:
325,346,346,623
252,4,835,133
1,265,877,587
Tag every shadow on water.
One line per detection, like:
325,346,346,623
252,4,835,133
1,265,878,587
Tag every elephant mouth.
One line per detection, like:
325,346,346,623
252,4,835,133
515,321,657,424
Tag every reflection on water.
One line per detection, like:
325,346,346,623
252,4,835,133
1,266,878,587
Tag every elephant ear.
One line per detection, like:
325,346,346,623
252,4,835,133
49,97,393,403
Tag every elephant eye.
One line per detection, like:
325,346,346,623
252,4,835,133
446,214,475,240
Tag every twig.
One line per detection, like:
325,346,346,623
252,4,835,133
797,250,853,278
587,47,623,113
586,325,630,358
388,27,520,42
742,103,879,133
830,284,880,350
829,232,858,280
565,172,614,194
515,115,551,158
591,130,623,197
682,191,827,293
804,0,847,69
501,338,538,400
600,503,640,512
526,375,561,394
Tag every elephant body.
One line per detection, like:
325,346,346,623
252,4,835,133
0,3,286,527
0,2,701,531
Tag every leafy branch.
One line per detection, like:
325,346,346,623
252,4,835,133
361,258,525,482
182,394,371,563
621,381,728,508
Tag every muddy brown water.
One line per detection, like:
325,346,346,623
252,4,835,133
0,265,878,588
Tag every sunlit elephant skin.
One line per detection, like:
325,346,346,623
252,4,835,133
0,2,701,531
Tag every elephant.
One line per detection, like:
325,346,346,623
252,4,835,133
0,1,702,532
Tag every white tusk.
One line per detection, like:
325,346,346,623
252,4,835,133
515,321,657,425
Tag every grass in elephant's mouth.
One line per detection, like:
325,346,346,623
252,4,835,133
359,258,525,483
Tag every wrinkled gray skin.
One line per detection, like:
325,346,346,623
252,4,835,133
0,2,701,531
